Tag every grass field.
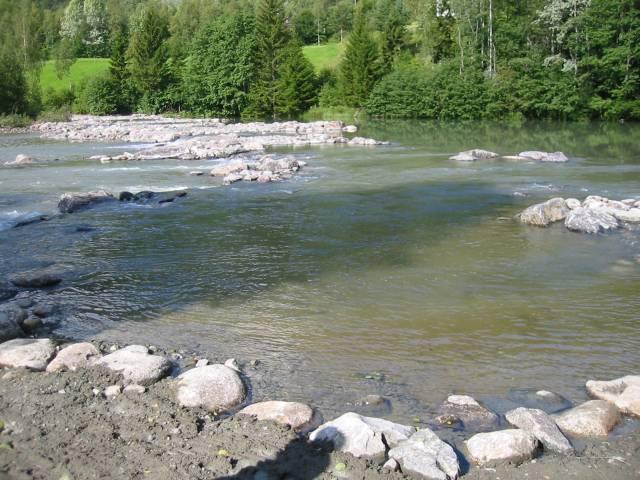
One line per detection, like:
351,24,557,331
302,42,345,71
40,58,110,92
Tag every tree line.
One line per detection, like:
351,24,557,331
1,0,638,122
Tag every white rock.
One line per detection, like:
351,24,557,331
613,208,640,223
565,207,619,234
446,395,481,407
565,198,581,209
518,151,568,162
224,358,240,372
124,384,146,394
586,376,640,416
195,359,209,367
309,412,415,458
104,385,122,398
466,429,539,466
554,400,620,437
615,385,640,417
46,342,101,372
382,458,399,471
0,338,56,371
518,198,569,227
94,345,171,386
342,125,358,133
389,429,460,480
223,173,243,185
5,154,35,166
239,401,319,432
505,407,573,453
176,364,245,412
449,149,499,162
210,159,247,177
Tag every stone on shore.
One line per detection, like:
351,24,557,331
465,429,539,466
505,407,573,454
517,151,568,163
0,310,25,342
436,395,499,431
9,269,62,288
553,400,620,437
46,342,101,373
239,401,319,432
586,376,640,416
565,207,620,234
449,149,499,162
94,345,172,386
309,412,415,459
176,364,246,413
0,338,56,371
58,190,115,214
388,429,460,480
518,198,569,227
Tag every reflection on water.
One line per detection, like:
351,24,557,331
1,121,639,422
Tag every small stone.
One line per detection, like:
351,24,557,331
437,395,499,431
383,458,399,471
0,338,56,371
21,317,43,333
105,385,122,398
466,429,539,466
176,364,245,412
505,407,573,454
195,358,209,367
124,384,146,394
360,394,386,406
565,198,581,209
92,388,101,396
224,358,240,372
32,304,55,318
189,171,204,176
15,298,34,309
553,400,621,437
46,342,100,373
239,401,320,432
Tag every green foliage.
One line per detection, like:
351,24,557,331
275,42,318,118
75,75,119,114
293,9,317,45
0,50,28,115
183,14,257,117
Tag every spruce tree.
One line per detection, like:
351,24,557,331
109,24,131,112
276,41,318,118
338,13,382,108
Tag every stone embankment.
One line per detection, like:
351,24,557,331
517,195,640,233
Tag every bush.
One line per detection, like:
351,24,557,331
42,86,75,111
0,114,32,128
76,75,120,115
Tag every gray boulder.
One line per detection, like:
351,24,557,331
46,342,101,372
613,208,640,223
565,207,620,233
465,429,539,466
450,149,499,162
210,159,247,177
8,269,62,288
239,401,320,432
553,400,620,437
58,190,115,213
505,407,573,454
436,395,499,431
388,429,459,480
309,412,415,459
176,364,246,413
94,345,171,386
586,376,640,417
518,198,569,227
0,338,56,371
518,151,568,162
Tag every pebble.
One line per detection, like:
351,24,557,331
195,358,209,367
124,384,146,394
104,385,122,398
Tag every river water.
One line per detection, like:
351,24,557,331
1,121,639,424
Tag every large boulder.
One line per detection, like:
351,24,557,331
517,151,568,163
239,401,320,432
613,208,640,223
449,149,499,162
518,198,569,227
176,364,245,413
210,159,247,177
0,338,56,371
46,342,101,373
436,395,499,431
388,429,460,480
94,345,171,386
586,376,640,417
0,309,26,342
8,269,62,288
565,207,619,234
465,429,539,466
58,190,115,214
309,412,415,459
505,407,573,454
553,400,620,437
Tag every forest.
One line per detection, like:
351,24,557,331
0,0,638,123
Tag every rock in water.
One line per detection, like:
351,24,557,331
4,154,35,166
518,198,569,227
176,364,245,413
8,269,62,288
508,389,572,413
449,149,499,161
239,401,319,432
565,207,619,234
388,429,460,480
465,429,539,466
553,400,620,436
46,342,101,373
58,190,115,214
565,198,581,210
613,208,640,223
518,151,568,162
210,159,247,177
0,310,25,342
94,345,171,386
505,407,573,453
0,338,56,371
436,395,499,431
586,376,640,416
309,412,415,459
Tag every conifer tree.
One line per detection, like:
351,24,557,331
276,41,318,118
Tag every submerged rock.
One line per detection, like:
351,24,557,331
553,400,620,437
58,190,115,214
309,412,415,459
9,269,62,288
465,429,539,466
508,389,572,413
94,345,171,386
176,364,245,413
46,342,101,373
586,376,640,417
505,407,573,454
388,428,460,480
0,310,25,342
239,401,319,432
449,149,499,162
565,207,619,234
436,395,499,431
0,338,56,371
518,197,569,227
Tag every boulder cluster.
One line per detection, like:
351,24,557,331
518,195,640,233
